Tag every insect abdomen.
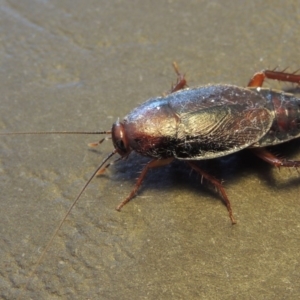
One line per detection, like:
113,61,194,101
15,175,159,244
252,89,300,147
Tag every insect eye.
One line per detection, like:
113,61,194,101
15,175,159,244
116,139,126,152
111,121,129,156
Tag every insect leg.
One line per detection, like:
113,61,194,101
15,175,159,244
248,70,300,87
186,161,236,224
169,62,188,93
116,157,174,211
251,148,300,168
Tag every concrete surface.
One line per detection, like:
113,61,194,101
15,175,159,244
1,0,300,299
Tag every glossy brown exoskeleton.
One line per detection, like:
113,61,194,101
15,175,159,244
109,64,300,224
2,63,300,291
2,64,300,226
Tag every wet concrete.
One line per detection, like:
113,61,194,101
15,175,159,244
1,0,300,299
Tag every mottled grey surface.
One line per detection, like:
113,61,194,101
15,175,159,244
1,0,300,299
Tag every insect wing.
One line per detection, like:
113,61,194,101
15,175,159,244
170,85,273,159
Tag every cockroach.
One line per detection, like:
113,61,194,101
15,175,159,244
2,63,300,292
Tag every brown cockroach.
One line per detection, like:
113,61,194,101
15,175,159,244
1,63,300,293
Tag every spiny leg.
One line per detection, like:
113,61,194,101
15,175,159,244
248,69,300,87
116,158,174,211
187,161,236,224
251,148,300,169
169,62,188,93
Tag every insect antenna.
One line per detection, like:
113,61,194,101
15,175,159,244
0,130,111,135
96,156,122,176
17,148,117,295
